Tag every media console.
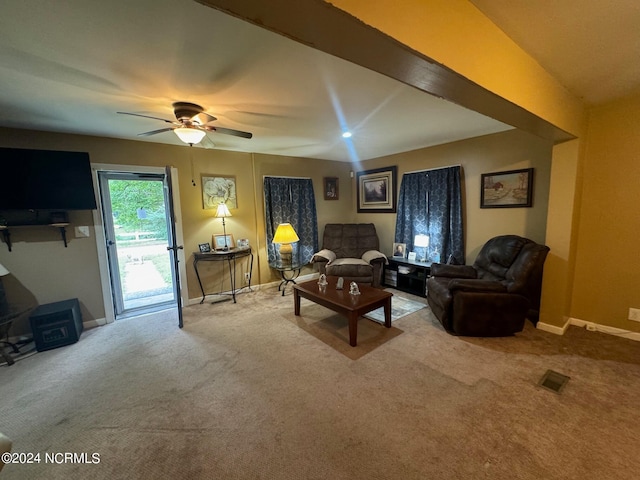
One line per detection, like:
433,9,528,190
384,257,431,297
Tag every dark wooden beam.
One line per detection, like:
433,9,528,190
195,0,574,143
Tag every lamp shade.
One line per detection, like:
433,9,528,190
414,234,430,248
272,223,299,244
215,203,232,218
0,262,9,276
174,126,206,145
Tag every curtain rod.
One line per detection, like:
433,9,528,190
404,164,461,174
263,175,312,179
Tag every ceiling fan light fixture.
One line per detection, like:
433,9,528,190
174,126,206,145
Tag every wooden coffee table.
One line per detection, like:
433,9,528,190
293,277,393,347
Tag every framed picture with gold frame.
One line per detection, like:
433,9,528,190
213,234,234,250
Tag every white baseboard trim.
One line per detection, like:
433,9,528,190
537,317,640,342
187,285,259,306
186,273,320,305
536,320,569,336
83,318,107,329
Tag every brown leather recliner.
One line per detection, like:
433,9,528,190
426,235,549,336
311,224,387,287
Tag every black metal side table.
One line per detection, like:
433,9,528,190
270,262,305,296
193,247,253,304
1,308,32,366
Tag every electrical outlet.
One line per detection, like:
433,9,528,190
244,272,251,284
629,307,640,322
74,226,90,238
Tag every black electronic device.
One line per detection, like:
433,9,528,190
0,148,97,210
29,298,83,352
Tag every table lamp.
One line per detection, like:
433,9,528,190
272,223,299,266
414,234,429,262
215,203,232,251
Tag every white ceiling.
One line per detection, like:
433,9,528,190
1,1,638,161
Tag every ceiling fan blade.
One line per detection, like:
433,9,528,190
200,135,216,149
138,128,175,137
191,112,216,125
117,112,175,124
206,125,253,139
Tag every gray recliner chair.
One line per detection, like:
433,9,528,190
311,224,387,287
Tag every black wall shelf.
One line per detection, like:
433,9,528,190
0,210,70,251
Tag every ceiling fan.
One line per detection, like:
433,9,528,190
118,102,253,146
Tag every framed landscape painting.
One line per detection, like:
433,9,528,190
356,166,397,213
481,168,534,208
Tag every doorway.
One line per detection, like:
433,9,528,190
96,169,180,320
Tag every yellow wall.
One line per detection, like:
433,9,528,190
3,0,637,337
249,153,353,285
1,125,552,331
0,127,353,333
538,139,583,329
327,0,586,137
323,0,589,329
353,129,552,259
570,93,640,331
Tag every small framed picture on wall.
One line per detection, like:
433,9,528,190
323,177,339,200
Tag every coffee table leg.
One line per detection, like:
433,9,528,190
294,289,301,316
348,312,358,347
384,298,392,328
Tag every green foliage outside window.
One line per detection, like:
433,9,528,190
108,179,168,241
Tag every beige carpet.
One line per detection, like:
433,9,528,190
1,287,639,479
363,292,426,324
286,300,404,360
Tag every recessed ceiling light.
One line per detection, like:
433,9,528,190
342,131,352,138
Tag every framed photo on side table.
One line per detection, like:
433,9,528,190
392,243,407,258
356,166,397,213
213,234,234,250
198,242,211,253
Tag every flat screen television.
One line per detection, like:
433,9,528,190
0,147,97,210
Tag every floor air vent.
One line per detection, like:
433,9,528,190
538,370,570,394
